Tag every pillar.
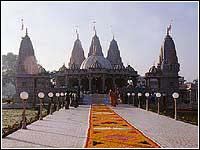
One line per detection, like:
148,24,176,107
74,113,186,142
102,77,105,93
89,77,92,93
112,78,116,89
78,78,81,88
65,76,69,87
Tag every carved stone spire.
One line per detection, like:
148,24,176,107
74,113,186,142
107,38,124,68
158,23,180,74
88,30,104,57
17,31,39,74
68,31,85,69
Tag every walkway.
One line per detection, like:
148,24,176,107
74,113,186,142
112,104,198,148
2,105,90,148
85,104,160,148
2,104,198,148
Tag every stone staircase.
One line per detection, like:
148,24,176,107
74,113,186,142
82,94,110,105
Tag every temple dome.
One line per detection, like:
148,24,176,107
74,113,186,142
38,64,46,73
149,65,157,74
80,55,112,69
59,64,67,72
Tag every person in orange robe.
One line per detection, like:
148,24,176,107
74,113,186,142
109,89,116,107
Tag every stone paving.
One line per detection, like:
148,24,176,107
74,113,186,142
112,104,198,148
2,105,90,148
2,104,199,148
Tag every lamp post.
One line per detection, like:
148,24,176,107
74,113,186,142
60,92,64,108
56,93,60,111
172,92,179,120
132,93,135,106
20,91,29,129
48,92,54,115
65,92,69,109
156,92,161,115
38,92,45,120
145,93,150,111
127,93,130,105
138,93,142,108
162,93,166,111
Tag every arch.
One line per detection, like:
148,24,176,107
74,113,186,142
91,77,102,94
81,78,89,91
105,78,113,93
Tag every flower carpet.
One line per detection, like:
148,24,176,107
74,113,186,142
85,104,160,148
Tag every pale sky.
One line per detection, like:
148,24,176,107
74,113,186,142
1,1,199,82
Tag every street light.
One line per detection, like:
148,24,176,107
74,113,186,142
38,92,45,120
145,93,150,111
60,92,64,108
138,93,142,108
48,92,54,115
127,93,130,105
132,93,135,106
162,93,167,111
172,92,179,120
56,93,60,111
20,91,29,129
156,92,161,115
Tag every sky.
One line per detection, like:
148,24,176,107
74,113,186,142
1,1,199,82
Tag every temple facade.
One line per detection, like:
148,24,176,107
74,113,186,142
55,29,138,94
15,24,190,107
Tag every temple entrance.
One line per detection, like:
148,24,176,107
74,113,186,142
69,78,78,87
81,78,89,91
105,78,113,93
91,77,102,93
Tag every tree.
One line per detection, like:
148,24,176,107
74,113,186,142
2,52,18,99
2,52,18,86
2,82,16,99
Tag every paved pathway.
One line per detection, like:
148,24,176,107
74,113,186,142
112,104,198,148
2,104,198,148
2,105,90,148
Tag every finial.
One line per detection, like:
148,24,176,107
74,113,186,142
92,21,96,35
21,19,24,31
76,29,79,39
167,19,173,35
75,26,79,39
110,25,114,40
26,28,28,35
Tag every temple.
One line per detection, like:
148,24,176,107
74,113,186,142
56,27,138,94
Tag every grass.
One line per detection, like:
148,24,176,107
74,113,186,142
2,108,48,137
144,104,198,125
